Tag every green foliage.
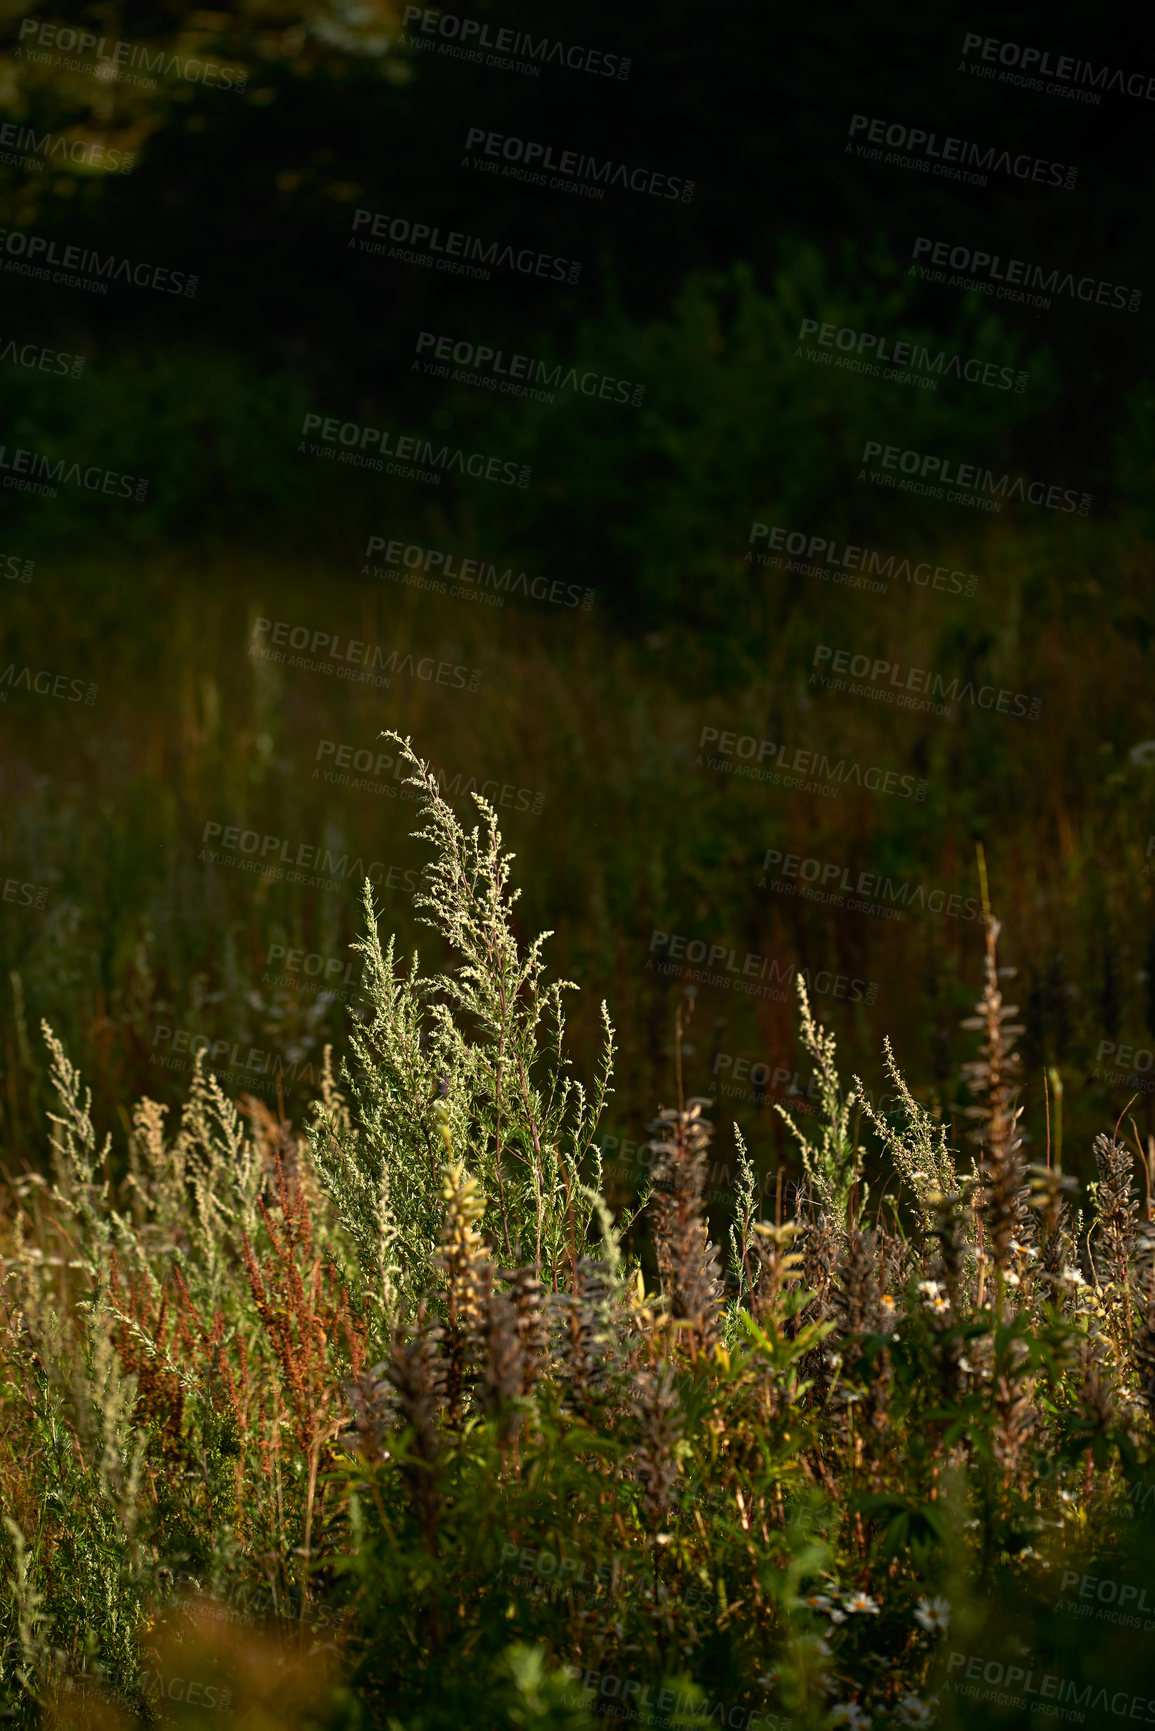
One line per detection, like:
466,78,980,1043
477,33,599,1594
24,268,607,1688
309,734,615,1318
1,765,1155,1727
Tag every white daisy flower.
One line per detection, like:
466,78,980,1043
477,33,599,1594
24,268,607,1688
842,1591,880,1614
895,1696,937,1727
914,1595,950,1634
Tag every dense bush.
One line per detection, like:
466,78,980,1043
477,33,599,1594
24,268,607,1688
1,738,1152,1729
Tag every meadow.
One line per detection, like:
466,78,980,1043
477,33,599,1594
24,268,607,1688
2,744,1154,1728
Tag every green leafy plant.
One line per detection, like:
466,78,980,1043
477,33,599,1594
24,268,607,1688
0,743,1152,1730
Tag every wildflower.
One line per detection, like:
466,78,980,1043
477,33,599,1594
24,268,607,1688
842,1591,880,1614
1059,1265,1086,1288
829,1705,871,1728
828,1607,847,1624
918,1279,943,1298
802,1593,834,1612
914,1595,950,1635
895,1697,937,1727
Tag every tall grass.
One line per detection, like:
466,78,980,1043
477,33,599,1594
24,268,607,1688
1,740,1153,1728
3,522,1154,1194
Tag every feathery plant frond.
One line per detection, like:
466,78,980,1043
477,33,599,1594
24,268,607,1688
960,917,1028,1298
647,1098,724,1358
774,978,865,1231
309,732,615,1314
728,1124,760,1311
853,1037,961,1237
